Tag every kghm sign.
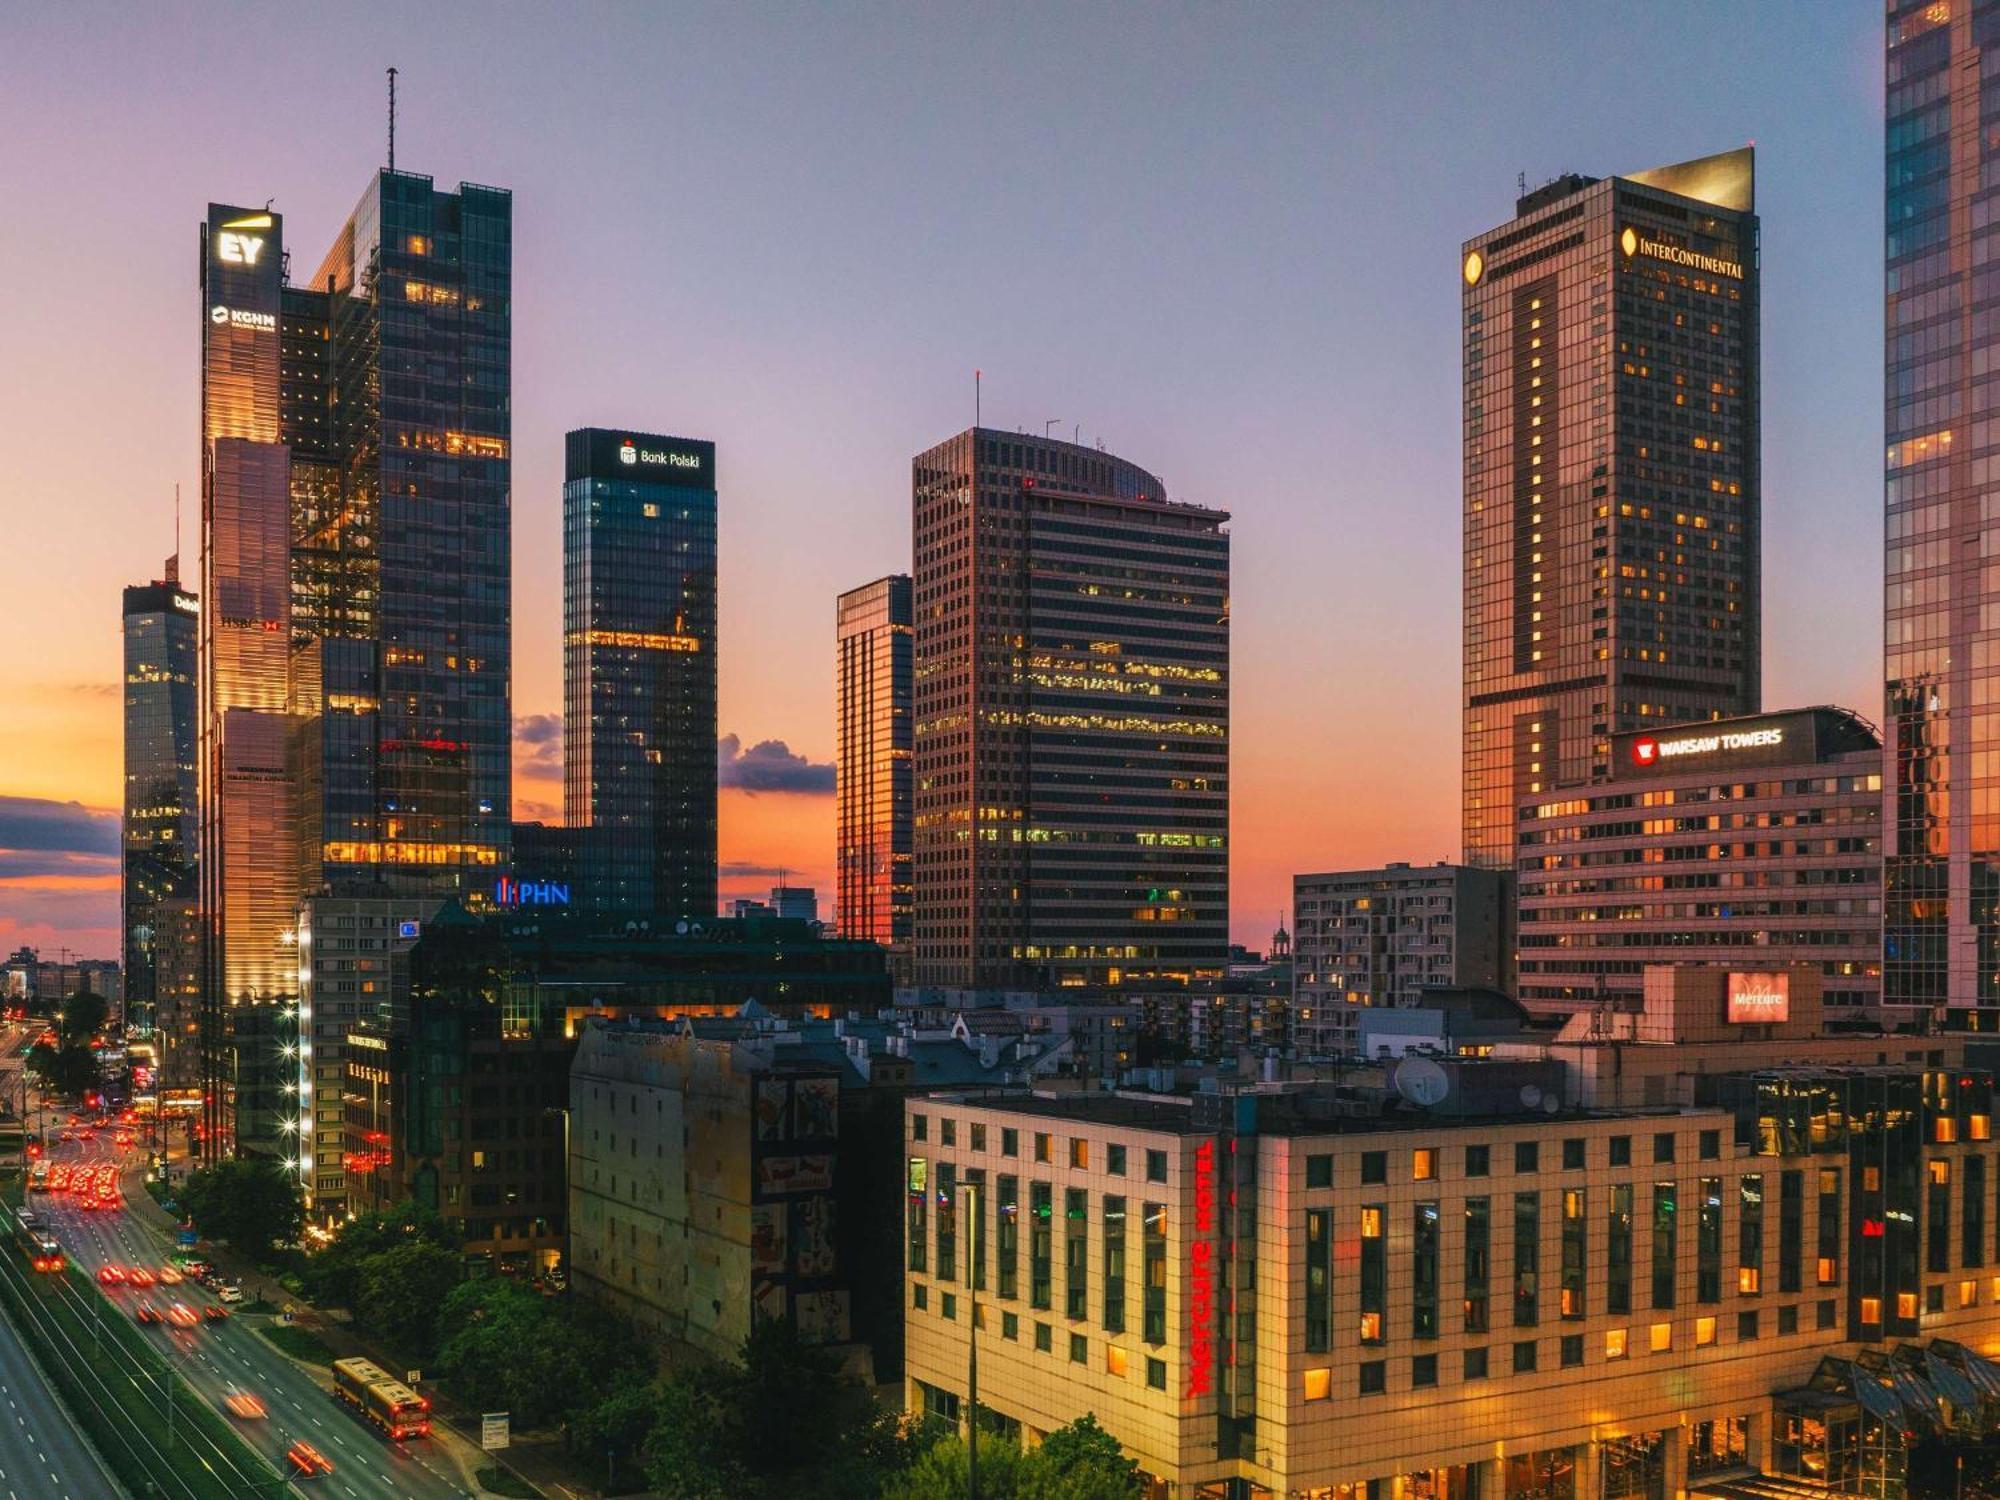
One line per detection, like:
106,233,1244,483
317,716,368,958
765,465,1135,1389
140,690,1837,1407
1185,1138,1217,1400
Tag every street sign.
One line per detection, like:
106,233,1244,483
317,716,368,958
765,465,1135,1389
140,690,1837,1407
481,1412,510,1451
406,1370,421,1385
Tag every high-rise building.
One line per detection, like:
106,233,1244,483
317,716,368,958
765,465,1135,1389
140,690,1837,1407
836,574,912,967
122,565,199,1037
199,202,300,1155
1461,150,1761,868
563,428,718,921
1883,7,1995,1013
198,172,512,1161
911,429,1229,989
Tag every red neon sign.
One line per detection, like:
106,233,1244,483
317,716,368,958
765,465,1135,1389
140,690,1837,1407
1186,1138,1217,1399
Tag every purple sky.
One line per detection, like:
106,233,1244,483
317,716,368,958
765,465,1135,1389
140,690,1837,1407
0,2,1886,956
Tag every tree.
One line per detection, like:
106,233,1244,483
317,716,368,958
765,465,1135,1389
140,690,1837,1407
58,989,107,1047
1019,1414,1142,1499
179,1157,304,1261
570,1381,664,1493
306,1199,459,1310
25,1041,98,1101
353,1240,461,1359
882,1433,1027,1500
435,1278,653,1433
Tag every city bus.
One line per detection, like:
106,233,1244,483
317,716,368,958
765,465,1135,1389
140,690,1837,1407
14,1216,62,1273
331,1357,430,1440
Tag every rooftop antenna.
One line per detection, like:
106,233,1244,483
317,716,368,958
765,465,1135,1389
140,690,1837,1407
1517,170,1526,198
387,67,398,171
1044,419,1060,439
167,483,180,585
975,369,981,430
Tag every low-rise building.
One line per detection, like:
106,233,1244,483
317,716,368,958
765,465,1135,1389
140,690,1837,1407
902,968,1996,1498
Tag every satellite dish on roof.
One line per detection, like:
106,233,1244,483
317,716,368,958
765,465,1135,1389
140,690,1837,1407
1396,1057,1450,1108
1542,1094,1560,1115
1519,1083,1544,1111
676,920,689,935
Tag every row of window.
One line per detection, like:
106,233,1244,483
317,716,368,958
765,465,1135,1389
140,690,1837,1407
911,1114,1171,1180
1303,1130,1710,1189
911,1284,1170,1388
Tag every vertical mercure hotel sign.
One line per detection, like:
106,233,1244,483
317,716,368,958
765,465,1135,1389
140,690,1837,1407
1185,1138,1217,1399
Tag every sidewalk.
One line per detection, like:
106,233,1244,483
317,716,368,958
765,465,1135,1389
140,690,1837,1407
126,1165,613,1498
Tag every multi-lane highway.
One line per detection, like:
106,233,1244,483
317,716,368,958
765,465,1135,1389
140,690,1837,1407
34,1129,484,1500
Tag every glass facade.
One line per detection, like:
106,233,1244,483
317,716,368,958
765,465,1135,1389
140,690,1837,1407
836,574,912,968
1882,3,2000,1011
911,428,1229,988
122,577,199,1037
1463,151,1761,867
562,427,718,921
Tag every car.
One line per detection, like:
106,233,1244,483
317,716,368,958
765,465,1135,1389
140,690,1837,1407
126,1267,155,1288
217,1284,242,1305
133,1302,162,1324
202,1303,227,1322
285,1440,334,1476
96,1264,125,1285
165,1302,198,1328
156,1265,181,1284
222,1391,265,1420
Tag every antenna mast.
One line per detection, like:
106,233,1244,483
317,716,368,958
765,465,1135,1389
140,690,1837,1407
387,67,398,171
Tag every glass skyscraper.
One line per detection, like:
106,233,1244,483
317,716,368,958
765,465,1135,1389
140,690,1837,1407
836,574,912,970
1460,150,1761,868
1884,5,2000,1013
563,428,718,921
911,428,1229,989
122,568,198,1037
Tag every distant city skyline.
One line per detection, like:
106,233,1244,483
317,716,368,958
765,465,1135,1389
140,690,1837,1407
0,2,1885,956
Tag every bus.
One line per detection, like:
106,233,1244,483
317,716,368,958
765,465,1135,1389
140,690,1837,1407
331,1357,430,1440
14,1217,62,1273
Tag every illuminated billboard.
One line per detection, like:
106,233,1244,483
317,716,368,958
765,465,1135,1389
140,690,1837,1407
1726,971,1790,1025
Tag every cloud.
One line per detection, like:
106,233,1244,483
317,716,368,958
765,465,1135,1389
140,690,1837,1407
0,796,119,857
717,734,834,795
720,861,799,879
513,713,563,770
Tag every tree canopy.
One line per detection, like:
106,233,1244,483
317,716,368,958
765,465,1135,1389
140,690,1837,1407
178,1157,303,1262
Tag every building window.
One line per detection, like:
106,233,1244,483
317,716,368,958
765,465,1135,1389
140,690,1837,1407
1739,1174,1764,1298
1305,1209,1332,1351
1306,1153,1333,1189
1361,1204,1387,1342
1610,1135,1631,1167
1361,1151,1387,1185
1464,1346,1489,1380
1303,1367,1332,1401
1029,1183,1052,1309
997,1175,1019,1299
1694,1315,1717,1347
1069,1333,1086,1364
1652,1183,1677,1309
1779,1169,1804,1294
1699,1129,1720,1160
1514,1192,1540,1326
1654,1132,1676,1164
1064,1188,1088,1320
1738,1311,1759,1341
1516,1142,1539,1173
1035,1321,1052,1352
1146,1149,1167,1183
1414,1202,1441,1338
1697,1177,1723,1304
1817,1168,1841,1285
1560,1335,1583,1368
1146,1357,1166,1390
1605,1327,1628,1360
1070,1139,1089,1170
913,1283,927,1310
1778,1305,1798,1335
1002,1128,1018,1158
936,1163,957,1281
1464,1195,1491,1333
912,1114,927,1142
1928,1159,1953,1274
1962,1279,1980,1309
1817,1299,1837,1330
942,1292,956,1321
1034,1133,1051,1164
941,1119,955,1147
1411,1352,1439,1389
1512,1340,1537,1373
1143,1202,1167,1343
1413,1148,1437,1182
1108,1144,1126,1176
1103,1196,1127,1333
1649,1322,1672,1353
1359,1360,1387,1395
1926,1285,1945,1315
907,1157,928,1273
1963,1156,1985,1268
1002,1310,1018,1340
1563,1138,1585,1171
1105,1345,1127,1378
970,1123,986,1152
1560,1189,1586,1319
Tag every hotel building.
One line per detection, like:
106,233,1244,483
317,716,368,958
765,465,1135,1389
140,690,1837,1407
837,574,913,971
904,971,2000,1499
1516,707,1883,1019
1881,4,2000,1015
911,429,1229,989
563,428,718,922
1291,864,1511,1055
1462,150,1761,868
122,567,199,1038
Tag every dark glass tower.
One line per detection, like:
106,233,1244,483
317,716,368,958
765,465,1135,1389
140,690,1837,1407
911,429,1229,989
1884,5,1998,1012
122,568,199,1036
1461,150,1761,868
563,428,718,921
836,574,912,971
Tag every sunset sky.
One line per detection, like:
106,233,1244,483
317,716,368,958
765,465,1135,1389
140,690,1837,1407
0,2,1884,960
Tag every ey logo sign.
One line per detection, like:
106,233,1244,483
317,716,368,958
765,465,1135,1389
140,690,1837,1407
216,213,273,266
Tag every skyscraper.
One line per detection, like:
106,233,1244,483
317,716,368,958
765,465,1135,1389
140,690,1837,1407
563,428,718,921
911,429,1229,989
1461,150,1761,867
198,172,512,1162
1884,6,1990,1012
836,574,912,969
122,564,198,1038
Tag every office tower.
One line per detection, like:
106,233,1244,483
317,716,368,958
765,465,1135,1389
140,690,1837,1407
199,202,300,1154
836,575,912,968
122,564,198,1037
563,428,718,920
911,429,1229,989
1883,7,1996,1012
1291,862,1510,1053
1461,149,1761,868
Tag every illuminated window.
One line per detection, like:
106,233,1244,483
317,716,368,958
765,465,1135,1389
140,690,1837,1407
1739,1267,1761,1295
1359,1207,1383,1238
1695,1316,1717,1347
1605,1327,1628,1360
1649,1322,1672,1353
1302,1367,1332,1402
1413,1148,1437,1182
1973,1116,1992,1142
1962,1280,1979,1309
643,503,660,518
1359,1311,1382,1342
1929,1160,1951,1185
1070,1139,1089,1170
1897,1292,1919,1320
1105,1345,1128,1378
1860,1296,1882,1325
1818,1256,1839,1286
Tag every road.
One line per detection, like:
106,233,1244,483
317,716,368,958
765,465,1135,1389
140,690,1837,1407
37,1131,482,1500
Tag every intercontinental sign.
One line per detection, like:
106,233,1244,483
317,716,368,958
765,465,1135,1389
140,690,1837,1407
1620,225,1743,281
